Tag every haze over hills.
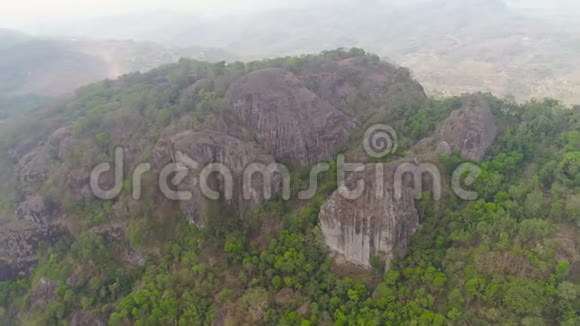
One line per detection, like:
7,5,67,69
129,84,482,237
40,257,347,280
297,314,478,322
19,0,580,105
0,29,237,120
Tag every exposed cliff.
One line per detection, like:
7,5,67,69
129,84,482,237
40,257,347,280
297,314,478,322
227,67,357,166
153,122,280,227
319,162,420,269
318,94,500,270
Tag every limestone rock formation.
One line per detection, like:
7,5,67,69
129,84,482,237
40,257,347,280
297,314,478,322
227,68,357,166
438,94,498,162
319,161,420,269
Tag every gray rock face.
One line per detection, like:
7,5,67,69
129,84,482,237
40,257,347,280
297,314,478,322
14,126,94,203
319,162,420,269
439,94,498,162
16,148,49,186
47,127,74,161
0,224,68,281
15,196,55,224
227,68,357,166
435,141,452,156
29,278,58,311
302,57,426,107
70,311,107,326
153,125,281,227
152,68,361,226
91,224,146,267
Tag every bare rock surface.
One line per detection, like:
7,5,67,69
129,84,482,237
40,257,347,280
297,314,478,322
15,147,49,187
319,161,420,269
438,94,498,162
0,223,68,281
70,311,107,326
15,196,55,224
301,57,426,113
29,278,58,311
227,68,357,166
91,224,146,267
153,126,281,227
152,67,363,225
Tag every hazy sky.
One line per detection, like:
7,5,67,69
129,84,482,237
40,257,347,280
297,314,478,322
2,0,580,30
2,0,305,28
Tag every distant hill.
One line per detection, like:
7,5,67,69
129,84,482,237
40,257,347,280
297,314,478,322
0,33,237,97
0,30,237,120
30,0,580,104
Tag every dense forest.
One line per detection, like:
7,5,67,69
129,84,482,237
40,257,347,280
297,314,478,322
0,49,578,325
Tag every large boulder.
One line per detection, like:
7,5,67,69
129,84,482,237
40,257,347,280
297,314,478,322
153,126,281,227
438,94,498,162
227,68,357,166
319,161,420,269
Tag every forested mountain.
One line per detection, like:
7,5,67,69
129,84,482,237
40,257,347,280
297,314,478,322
0,49,578,325
28,0,580,105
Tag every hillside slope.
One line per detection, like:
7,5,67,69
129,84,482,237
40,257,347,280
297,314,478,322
0,49,578,325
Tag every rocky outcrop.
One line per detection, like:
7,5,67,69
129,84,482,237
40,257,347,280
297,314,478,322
15,196,55,224
69,311,107,326
16,147,49,187
29,278,58,311
14,126,95,202
438,94,498,162
300,57,427,120
319,161,420,269
152,67,363,226
227,68,357,166
46,127,75,161
153,126,282,227
91,224,146,267
0,224,68,281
